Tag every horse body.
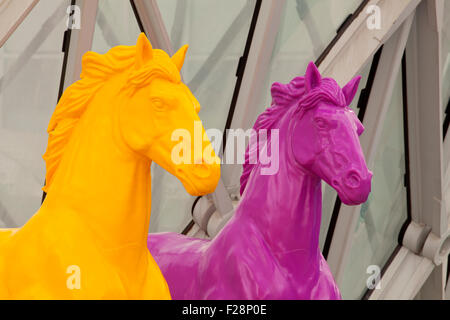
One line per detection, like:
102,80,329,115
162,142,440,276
149,62,371,300
0,33,220,299
0,72,167,299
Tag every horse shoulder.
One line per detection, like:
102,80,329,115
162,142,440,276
200,221,290,299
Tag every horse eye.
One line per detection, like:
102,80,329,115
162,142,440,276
314,117,328,129
151,97,165,110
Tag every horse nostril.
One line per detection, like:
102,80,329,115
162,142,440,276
192,162,211,178
345,171,360,188
332,179,340,188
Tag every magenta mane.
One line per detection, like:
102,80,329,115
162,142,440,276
239,76,347,196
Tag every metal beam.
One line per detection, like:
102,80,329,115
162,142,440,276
446,271,450,299
187,0,255,93
0,1,67,91
420,263,448,299
369,246,435,299
319,0,421,86
327,13,415,285
131,0,173,54
221,0,286,189
0,0,39,48
169,0,186,50
406,0,446,236
407,1,450,297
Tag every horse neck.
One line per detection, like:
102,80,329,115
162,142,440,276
236,110,323,264
42,76,152,249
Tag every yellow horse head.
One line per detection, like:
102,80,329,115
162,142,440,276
44,32,220,197
0,33,220,299
117,34,221,195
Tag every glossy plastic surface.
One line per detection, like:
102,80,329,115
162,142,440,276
0,33,220,299
148,62,372,300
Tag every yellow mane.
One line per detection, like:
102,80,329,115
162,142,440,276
42,45,137,193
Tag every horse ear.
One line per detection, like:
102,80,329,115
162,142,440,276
305,61,321,91
171,44,189,71
342,76,362,106
135,33,153,69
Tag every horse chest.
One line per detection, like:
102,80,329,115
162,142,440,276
199,230,295,299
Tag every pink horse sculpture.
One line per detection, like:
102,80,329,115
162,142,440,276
148,62,372,299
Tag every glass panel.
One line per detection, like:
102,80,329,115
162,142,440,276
256,0,363,116
150,0,256,232
0,0,69,227
442,0,450,117
158,0,255,131
320,58,373,251
91,0,142,54
340,70,408,300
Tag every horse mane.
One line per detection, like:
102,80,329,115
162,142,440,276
42,45,180,193
239,76,346,196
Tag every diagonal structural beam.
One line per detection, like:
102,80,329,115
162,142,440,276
61,0,98,90
405,0,446,236
368,0,450,300
131,0,173,54
0,1,67,91
187,0,255,93
222,0,286,189
369,247,435,299
319,0,421,86
0,0,39,48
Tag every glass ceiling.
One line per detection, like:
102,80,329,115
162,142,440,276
340,69,408,299
92,0,142,54
255,0,363,117
0,0,68,227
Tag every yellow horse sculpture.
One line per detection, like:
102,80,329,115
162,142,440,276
0,33,220,299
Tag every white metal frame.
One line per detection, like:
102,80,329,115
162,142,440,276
369,246,435,299
319,0,450,300
325,10,415,286
405,0,446,237
382,0,450,300
222,0,286,190
318,0,421,86
319,0,450,299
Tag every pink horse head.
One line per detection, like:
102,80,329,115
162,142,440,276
289,62,372,205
